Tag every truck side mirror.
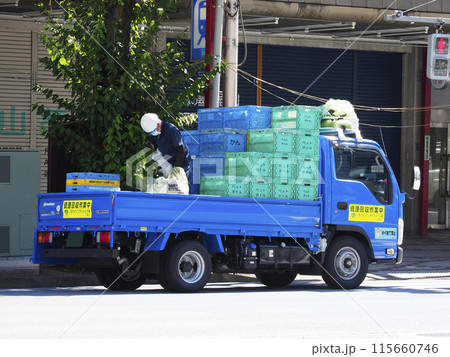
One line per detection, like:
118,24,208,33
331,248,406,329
413,166,421,191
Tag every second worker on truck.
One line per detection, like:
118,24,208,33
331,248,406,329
140,113,192,181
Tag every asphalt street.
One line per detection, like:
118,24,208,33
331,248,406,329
0,230,449,289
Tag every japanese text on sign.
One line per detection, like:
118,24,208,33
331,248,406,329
63,200,92,218
348,204,385,223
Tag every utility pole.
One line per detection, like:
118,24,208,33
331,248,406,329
204,0,215,108
211,0,224,108
224,0,239,107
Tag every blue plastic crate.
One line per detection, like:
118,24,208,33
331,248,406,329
66,185,120,192
198,107,224,131
199,129,247,154
181,130,200,156
223,106,271,130
190,184,200,194
66,172,120,181
191,153,225,185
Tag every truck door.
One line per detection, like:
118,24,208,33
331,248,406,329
330,145,401,259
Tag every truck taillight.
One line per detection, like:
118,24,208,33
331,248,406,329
37,232,53,244
96,231,111,244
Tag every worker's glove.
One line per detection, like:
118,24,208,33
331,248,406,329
153,177,168,193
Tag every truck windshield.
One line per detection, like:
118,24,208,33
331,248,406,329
334,146,391,204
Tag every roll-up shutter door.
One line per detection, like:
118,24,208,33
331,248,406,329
237,44,257,105
258,45,353,107
243,45,401,176
354,51,402,178
0,25,70,193
0,30,32,150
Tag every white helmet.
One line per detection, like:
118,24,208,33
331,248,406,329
141,113,162,135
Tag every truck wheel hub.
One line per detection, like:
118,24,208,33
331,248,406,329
334,247,360,280
180,261,195,273
177,250,205,284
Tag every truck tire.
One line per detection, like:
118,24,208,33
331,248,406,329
255,271,298,288
95,260,146,291
321,236,368,289
160,240,212,293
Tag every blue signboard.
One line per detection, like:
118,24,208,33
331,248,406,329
192,0,206,60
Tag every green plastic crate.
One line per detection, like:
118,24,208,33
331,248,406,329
272,154,298,181
200,176,228,196
225,152,273,180
272,178,296,200
227,176,250,197
297,155,319,180
295,179,319,201
250,179,273,199
294,130,320,156
271,105,321,130
248,129,295,154
200,176,250,197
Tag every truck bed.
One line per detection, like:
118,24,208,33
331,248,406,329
36,191,322,239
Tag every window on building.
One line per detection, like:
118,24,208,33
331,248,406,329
0,156,11,183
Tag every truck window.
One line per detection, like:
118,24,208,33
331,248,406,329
334,146,391,204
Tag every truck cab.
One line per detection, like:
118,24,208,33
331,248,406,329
317,132,405,288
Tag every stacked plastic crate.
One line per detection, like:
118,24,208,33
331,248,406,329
194,106,271,196
66,172,121,192
183,105,321,200
245,105,321,200
234,106,321,200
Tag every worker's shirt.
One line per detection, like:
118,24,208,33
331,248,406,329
148,121,191,174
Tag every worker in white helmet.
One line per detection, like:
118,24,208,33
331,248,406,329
140,113,192,181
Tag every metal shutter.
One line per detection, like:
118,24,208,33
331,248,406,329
260,45,353,107
253,45,402,176
237,43,257,105
353,50,402,177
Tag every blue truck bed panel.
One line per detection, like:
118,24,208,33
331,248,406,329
37,191,322,239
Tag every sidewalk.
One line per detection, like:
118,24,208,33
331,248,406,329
0,231,449,289
367,230,450,280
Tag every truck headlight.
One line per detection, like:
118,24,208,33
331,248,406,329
398,218,404,245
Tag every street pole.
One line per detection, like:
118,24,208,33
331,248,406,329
224,0,238,107
204,0,215,108
211,0,224,108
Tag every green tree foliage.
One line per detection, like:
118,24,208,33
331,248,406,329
34,0,223,183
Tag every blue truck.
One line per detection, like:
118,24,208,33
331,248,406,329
32,131,419,292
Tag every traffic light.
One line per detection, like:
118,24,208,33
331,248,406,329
427,34,450,80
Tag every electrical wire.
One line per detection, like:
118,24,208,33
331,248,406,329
237,0,247,67
236,67,450,113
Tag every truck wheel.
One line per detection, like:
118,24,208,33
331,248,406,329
160,240,211,293
95,260,146,291
322,236,368,289
255,271,297,288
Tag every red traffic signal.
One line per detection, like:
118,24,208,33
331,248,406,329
427,34,450,81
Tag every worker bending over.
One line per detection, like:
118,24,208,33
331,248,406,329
140,113,192,182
